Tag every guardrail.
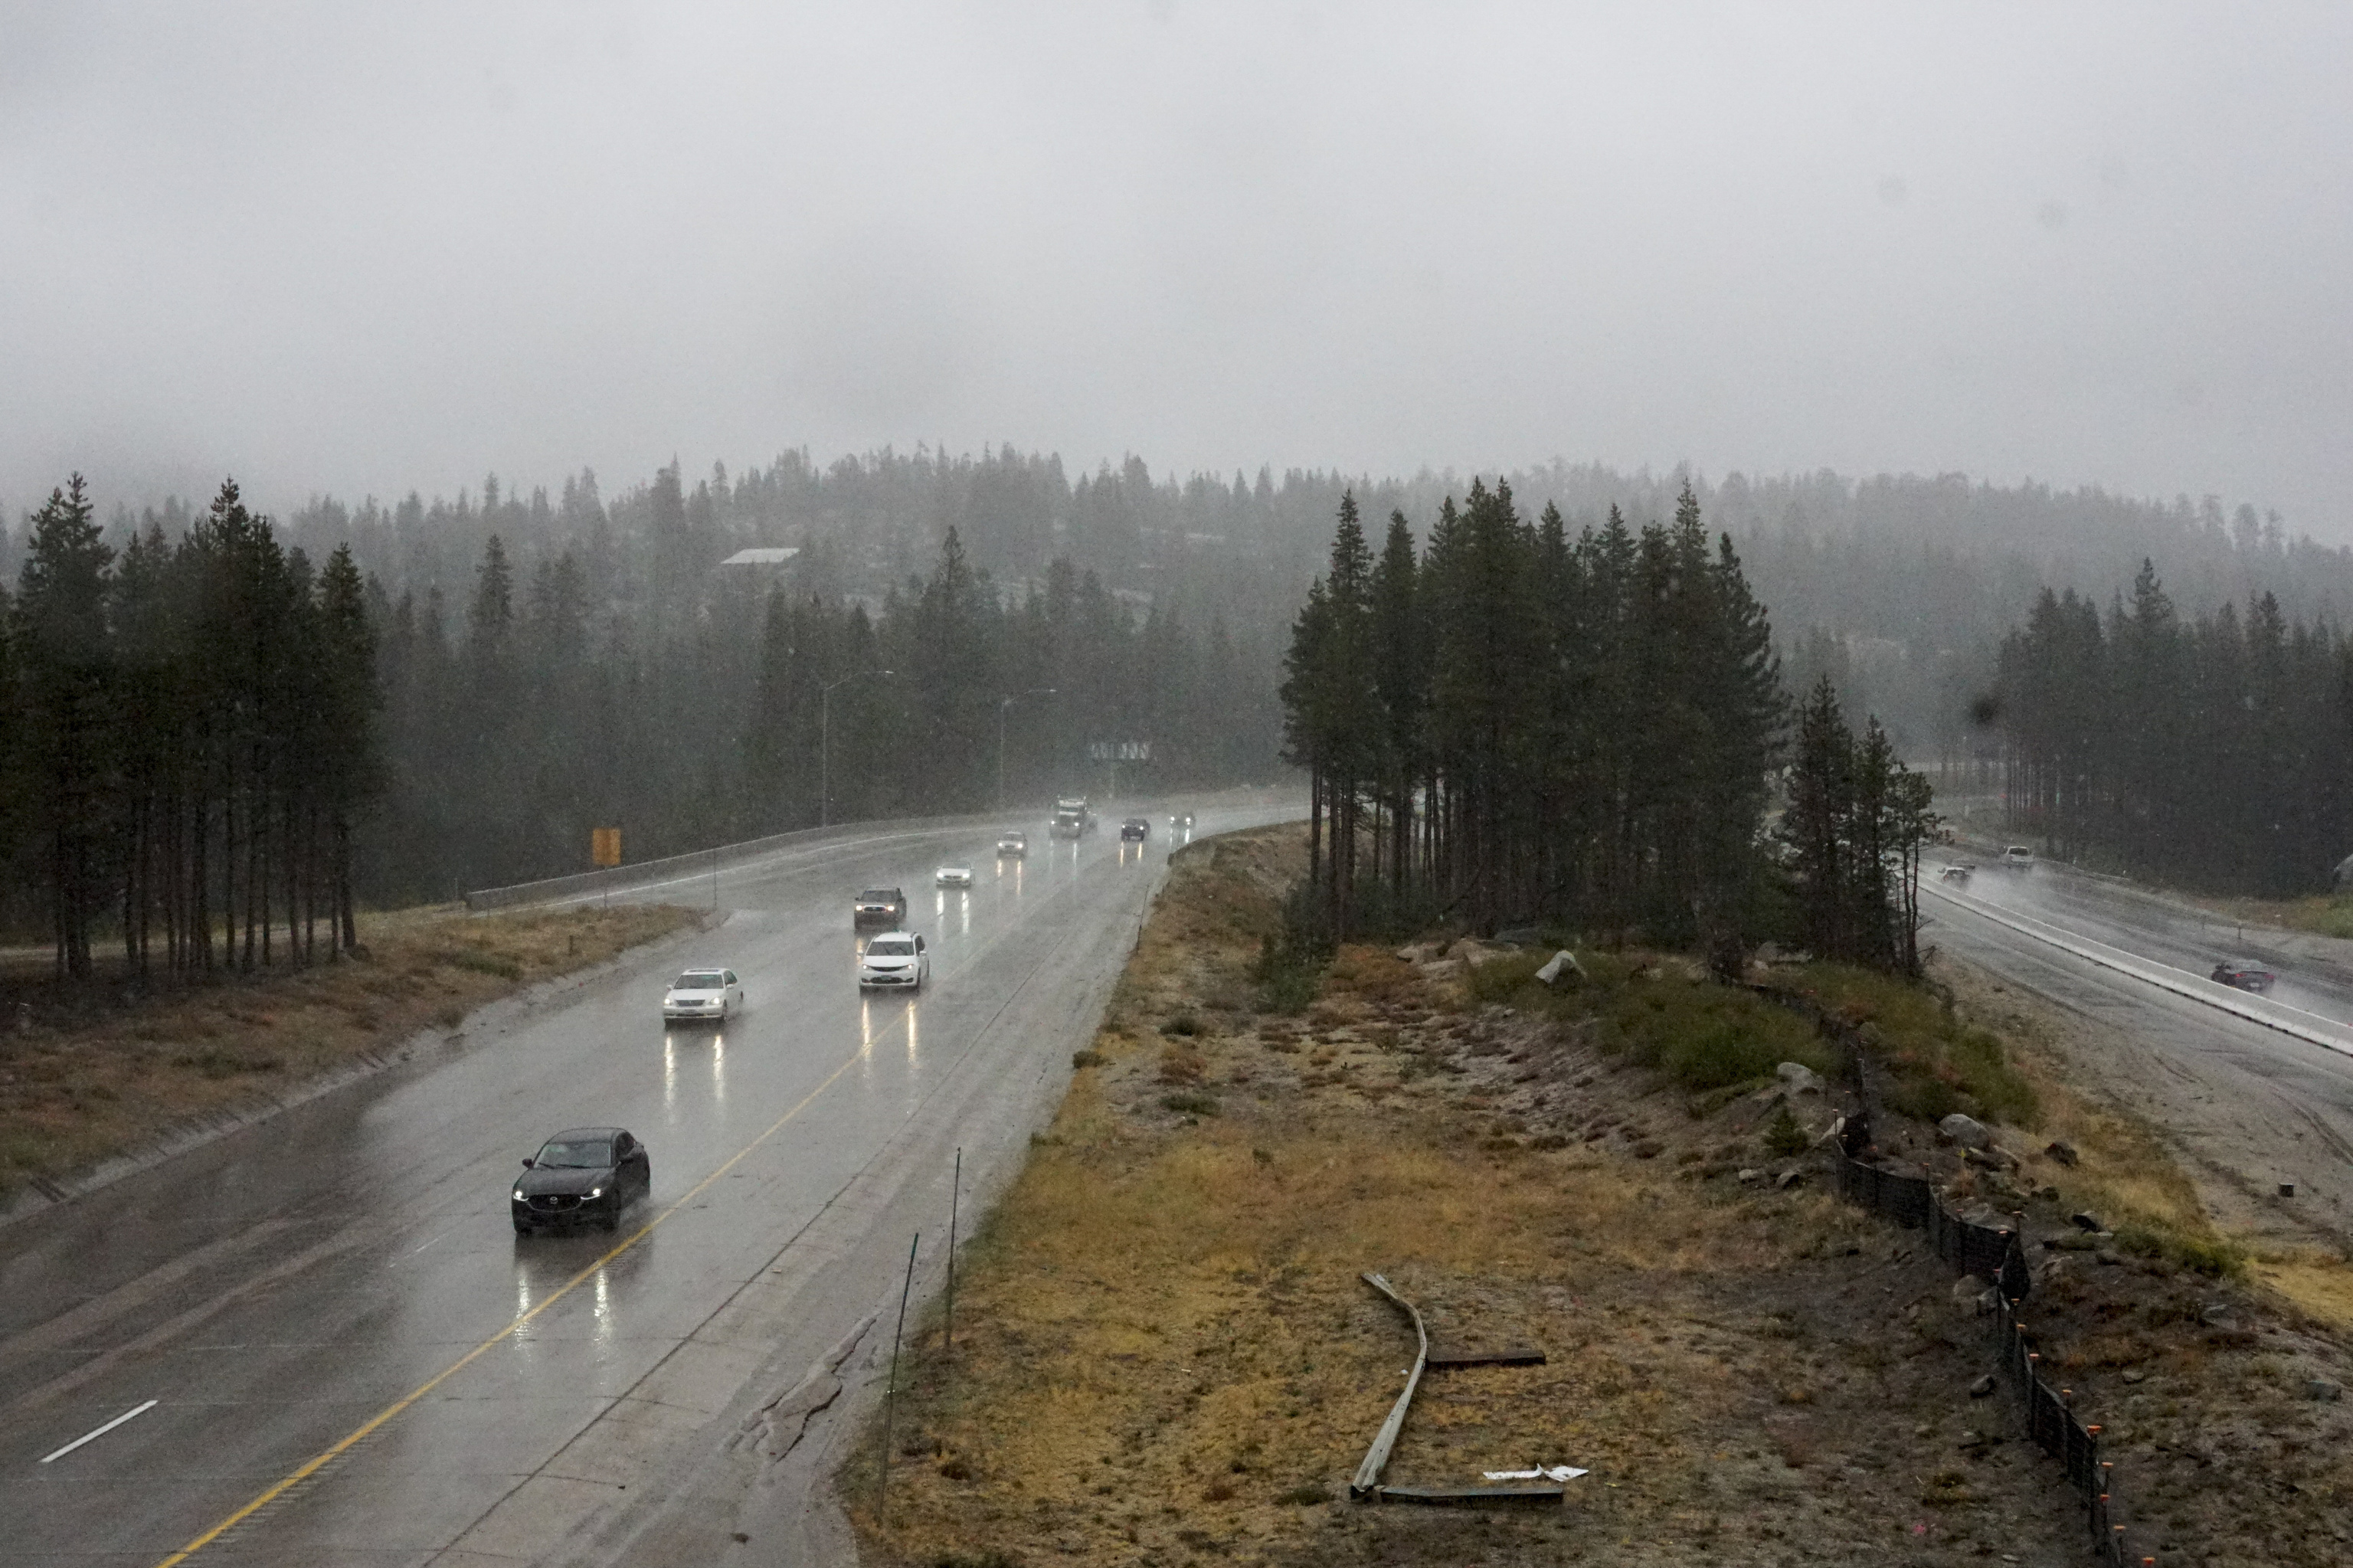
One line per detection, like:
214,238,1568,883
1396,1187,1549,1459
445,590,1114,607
460,813,1013,912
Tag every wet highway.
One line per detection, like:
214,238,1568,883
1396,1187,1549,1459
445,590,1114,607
1922,856,2353,1238
2,799,1294,1566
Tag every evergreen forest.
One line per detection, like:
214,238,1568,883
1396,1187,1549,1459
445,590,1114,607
2,479,378,977
1279,483,1779,948
1993,565,2353,895
6,442,2352,967
1276,483,1939,967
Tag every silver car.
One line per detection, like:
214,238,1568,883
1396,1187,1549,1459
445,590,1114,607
662,967,743,1023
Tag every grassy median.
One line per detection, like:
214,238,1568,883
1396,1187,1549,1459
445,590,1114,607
0,902,699,1203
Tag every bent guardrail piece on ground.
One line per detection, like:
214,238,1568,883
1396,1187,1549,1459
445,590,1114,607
1350,1272,1427,1499
1350,1272,1566,1506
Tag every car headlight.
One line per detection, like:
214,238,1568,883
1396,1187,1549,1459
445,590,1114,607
513,1189,525,1202
587,1187,604,1200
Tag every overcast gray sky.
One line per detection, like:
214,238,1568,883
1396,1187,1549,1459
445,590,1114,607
3,2,2349,533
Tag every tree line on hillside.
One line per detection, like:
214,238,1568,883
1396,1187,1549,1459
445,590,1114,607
1,472,1281,959
1279,484,1937,972
13,450,2327,774
368,524,1275,900
0,478,378,977
1995,563,2353,895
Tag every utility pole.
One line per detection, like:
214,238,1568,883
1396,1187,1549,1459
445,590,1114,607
820,669,894,829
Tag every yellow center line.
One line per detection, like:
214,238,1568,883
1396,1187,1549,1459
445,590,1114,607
150,1043,873,1568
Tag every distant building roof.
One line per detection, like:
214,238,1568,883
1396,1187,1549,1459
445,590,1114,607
719,547,800,567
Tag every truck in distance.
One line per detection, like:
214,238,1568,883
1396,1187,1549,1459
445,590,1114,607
1050,797,1094,839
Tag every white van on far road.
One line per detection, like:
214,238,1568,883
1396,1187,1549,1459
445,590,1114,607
2000,845,2037,869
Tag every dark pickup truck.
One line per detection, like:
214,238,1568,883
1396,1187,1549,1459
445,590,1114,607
853,887,908,928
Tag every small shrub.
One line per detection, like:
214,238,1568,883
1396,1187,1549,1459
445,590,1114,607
1661,1019,1784,1092
1163,1013,1202,1036
1161,1091,1221,1117
1463,951,1549,1004
1763,1103,1809,1157
1072,1049,1105,1069
2114,1222,2245,1279
1158,1045,1207,1084
1275,1483,1330,1506
1887,1072,1962,1124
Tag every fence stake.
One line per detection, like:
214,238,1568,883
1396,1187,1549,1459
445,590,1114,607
945,1147,962,1365
877,1232,920,1529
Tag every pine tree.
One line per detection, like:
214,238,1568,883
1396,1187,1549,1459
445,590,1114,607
15,476,116,977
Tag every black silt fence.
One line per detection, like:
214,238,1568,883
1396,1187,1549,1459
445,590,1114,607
1755,984,2150,1565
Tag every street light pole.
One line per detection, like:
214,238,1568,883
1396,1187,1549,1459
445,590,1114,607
820,669,893,829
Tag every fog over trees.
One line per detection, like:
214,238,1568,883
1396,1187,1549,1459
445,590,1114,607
5,446,2349,954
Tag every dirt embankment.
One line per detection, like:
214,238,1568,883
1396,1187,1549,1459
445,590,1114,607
0,902,699,1205
837,827,2353,1567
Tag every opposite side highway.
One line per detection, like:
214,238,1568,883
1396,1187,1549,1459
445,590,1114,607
1923,854,2353,1240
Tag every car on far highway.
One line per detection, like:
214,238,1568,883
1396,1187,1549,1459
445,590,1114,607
997,830,1028,858
662,967,743,1023
513,1127,650,1234
854,887,908,928
1120,817,1150,842
858,931,930,992
2000,845,2037,869
2210,960,2276,994
935,864,974,889
1939,863,1974,882
1170,811,1195,831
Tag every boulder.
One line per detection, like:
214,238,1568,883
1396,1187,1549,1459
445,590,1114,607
2306,1377,2343,1403
1775,1062,1824,1095
1939,1113,1991,1151
2043,1140,2079,1167
1968,1373,1998,1399
1535,950,1586,987
2070,1210,2103,1232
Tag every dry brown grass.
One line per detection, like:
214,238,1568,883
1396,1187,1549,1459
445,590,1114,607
845,829,2098,1566
0,902,699,1200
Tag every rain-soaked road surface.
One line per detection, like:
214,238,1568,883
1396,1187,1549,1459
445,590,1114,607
2,797,1296,1566
1923,853,2353,1238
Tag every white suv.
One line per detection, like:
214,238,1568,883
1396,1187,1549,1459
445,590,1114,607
857,932,929,992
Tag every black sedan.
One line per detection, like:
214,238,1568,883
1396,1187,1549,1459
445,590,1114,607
2210,960,2276,995
512,1127,650,1234
1120,817,1150,841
